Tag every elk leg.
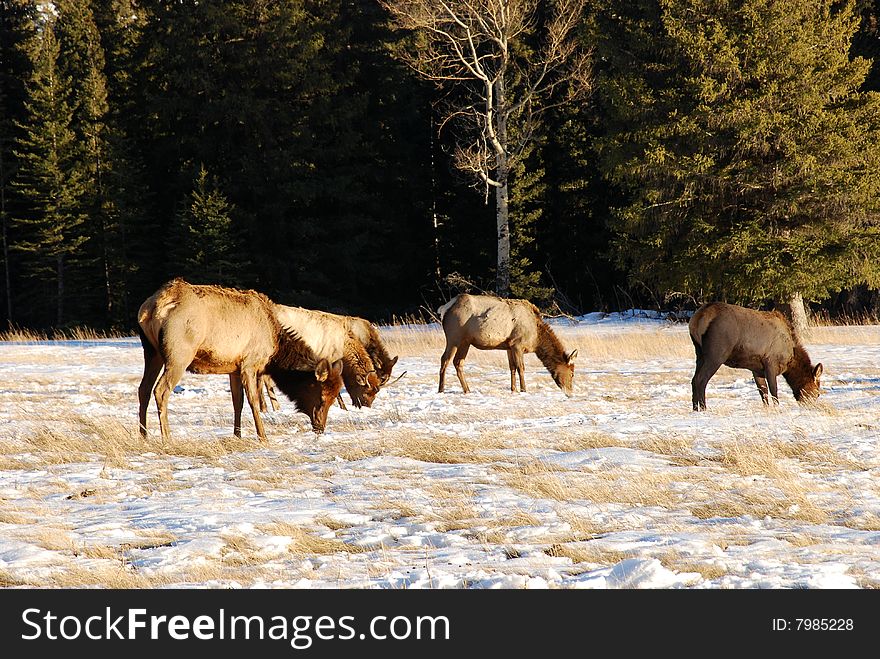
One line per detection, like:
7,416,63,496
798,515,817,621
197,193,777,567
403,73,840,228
229,372,244,437
153,362,186,442
241,370,267,443
265,380,281,412
439,344,457,393
752,371,770,405
257,375,268,413
691,355,722,411
138,352,164,438
453,343,471,394
514,348,526,392
507,349,517,392
507,347,527,392
763,361,779,405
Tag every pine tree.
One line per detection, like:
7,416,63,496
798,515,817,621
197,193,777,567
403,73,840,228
167,166,248,286
12,16,87,326
508,144,553,303
55,0,118,324
594,0,880,321
93,0,157,325
1,1,39,326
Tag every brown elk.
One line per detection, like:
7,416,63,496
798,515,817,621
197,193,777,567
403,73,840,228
340,315,398,386
270,305,388,408
689,302,823,410
137,279,343,442
437,294,577,395
261,332,380,411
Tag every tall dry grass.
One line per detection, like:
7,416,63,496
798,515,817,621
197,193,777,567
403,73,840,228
0,325,131,342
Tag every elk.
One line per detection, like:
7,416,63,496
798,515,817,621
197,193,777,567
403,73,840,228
339,315,398,386
689,302,823,410
437,294,577,395
137,279,343,442
270,305,390,408
261,332,380,410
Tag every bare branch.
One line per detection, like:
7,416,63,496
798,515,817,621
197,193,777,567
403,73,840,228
383,0,592,185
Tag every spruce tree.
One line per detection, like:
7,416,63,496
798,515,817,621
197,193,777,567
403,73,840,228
593,0,880,321
93,0,157,325
509,145,553,303
0,0,38,326
167,166,247,287
12,17,87,326
55,0,118,323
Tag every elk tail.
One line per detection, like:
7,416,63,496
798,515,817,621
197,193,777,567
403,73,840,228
437,296,459,322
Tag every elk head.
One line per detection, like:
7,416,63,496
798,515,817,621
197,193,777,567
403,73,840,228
550,349,578,397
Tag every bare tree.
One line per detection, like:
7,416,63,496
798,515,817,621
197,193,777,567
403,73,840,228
382,0,591,297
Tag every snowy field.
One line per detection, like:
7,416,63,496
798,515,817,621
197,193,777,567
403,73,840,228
1,312,879,589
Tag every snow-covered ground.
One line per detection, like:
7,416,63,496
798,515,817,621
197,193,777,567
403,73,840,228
1,313,879,589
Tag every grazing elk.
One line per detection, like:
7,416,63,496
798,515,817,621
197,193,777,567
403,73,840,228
339,314,398,386
261,333,379,411
689,302,823,410
271,305,389,408
437,294,577,396
137,279,343,442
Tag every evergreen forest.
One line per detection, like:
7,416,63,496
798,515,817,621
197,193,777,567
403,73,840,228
2,0,880,330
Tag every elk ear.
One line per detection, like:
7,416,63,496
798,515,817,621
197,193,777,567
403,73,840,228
314,359,331,382
814,363,823,378
355,374,368,386
330,359,343,376
567,349,578,364
390,355,399,368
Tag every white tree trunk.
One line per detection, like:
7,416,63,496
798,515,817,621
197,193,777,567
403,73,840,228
786,292,810,342
496,178,510,297
494,76,510,298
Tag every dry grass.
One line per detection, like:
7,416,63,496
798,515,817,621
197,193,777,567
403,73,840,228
807,324,880,345
31,527,77,552
776,440,865,471
842,512,880,531
563,327,693,361
658,555,727,581
382,325,447,357
691,500,752,520
495,511,543,528
713,440,792,479
781,533,825,548
0,455,36,470
17,413,268,466
375,498,421,520
699,438,834,524
464,511,549,545
123,532,178,551
6,562,276,588
552,431,629,452
0,510,32,524
386,434,498,464
557,512,623,538
501,461,691,509
262,521,372,556
316,515,354,531
79,545,124,561
0,325,130,342
42,565,157,588
637,434,703,466
0,569,26,587
692,489,829,524
545,542,632,566
466,529,510,545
